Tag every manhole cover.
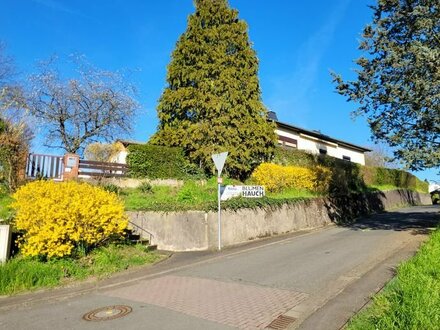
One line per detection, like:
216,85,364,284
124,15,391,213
82,305,132,321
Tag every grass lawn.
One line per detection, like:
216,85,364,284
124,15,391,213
0,244,164,295
346,225,440,329
367,184,428,194
122,178,320,212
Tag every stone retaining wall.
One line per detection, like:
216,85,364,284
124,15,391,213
127,190,432,252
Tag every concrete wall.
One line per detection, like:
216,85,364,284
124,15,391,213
378,189,432,209
128,211,208,251
81,177,184,188
127,190,432,252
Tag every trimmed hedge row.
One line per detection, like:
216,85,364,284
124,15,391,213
126,144,204,179
360,166,428,192
272,147,428,194
273,147,317,168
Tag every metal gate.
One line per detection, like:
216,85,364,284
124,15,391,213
26,153,64,180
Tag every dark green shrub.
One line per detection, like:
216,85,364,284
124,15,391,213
374,167,390,185
368,167,427,192
127,144,204,179
359,166,375,185
101,183,121,195
318,156,367,195
138,181,153,194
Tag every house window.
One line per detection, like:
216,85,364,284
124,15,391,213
343,155,351,161
319,149,327,155
277,135,298,149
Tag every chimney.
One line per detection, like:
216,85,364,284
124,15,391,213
268,111,278,121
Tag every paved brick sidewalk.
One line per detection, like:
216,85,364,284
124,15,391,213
105,275,308,329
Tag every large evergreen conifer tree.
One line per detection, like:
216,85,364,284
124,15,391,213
152,0,276,179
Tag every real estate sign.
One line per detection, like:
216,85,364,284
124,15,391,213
221,185,242,201
242,186,265,198
221,185,265,200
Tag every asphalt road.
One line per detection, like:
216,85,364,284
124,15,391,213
0,205,438,330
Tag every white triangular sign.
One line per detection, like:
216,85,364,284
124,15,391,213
212,152,228,175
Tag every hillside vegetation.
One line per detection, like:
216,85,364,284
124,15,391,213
121,146,429,213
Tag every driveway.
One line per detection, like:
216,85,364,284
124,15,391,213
0,205,438,329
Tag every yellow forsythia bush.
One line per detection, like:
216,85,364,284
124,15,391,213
12,180,128,258
252,163,331,193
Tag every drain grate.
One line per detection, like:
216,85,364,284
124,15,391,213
82,305,132,321
266,315,297,329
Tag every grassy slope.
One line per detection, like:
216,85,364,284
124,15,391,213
0,244,163,295
122,180,428,212
368,184,428,194
122,180,319,212
347,225,440,330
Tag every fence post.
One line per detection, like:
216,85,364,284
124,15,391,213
63,154,80,181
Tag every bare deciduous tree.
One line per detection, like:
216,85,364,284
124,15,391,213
0,42,26,119
28,55,139,154
365,142,399,169
0,43,14,86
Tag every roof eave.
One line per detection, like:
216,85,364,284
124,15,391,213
275,121,371,153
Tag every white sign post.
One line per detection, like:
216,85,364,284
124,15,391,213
211,151,228,251
0,225,12,263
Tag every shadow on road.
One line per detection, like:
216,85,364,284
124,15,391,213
346,205,440,234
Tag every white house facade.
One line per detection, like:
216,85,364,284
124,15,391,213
270,112,371,165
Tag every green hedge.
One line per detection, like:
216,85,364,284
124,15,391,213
360,166,428,192
126,144,203,179
272,147,428,193
272,147,317,168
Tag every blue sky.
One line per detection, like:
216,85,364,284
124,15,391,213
1,0,438,182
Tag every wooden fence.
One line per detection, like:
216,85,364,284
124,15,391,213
78,159,128,178
25,153,128,181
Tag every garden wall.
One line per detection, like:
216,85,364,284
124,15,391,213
127,190,432,252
